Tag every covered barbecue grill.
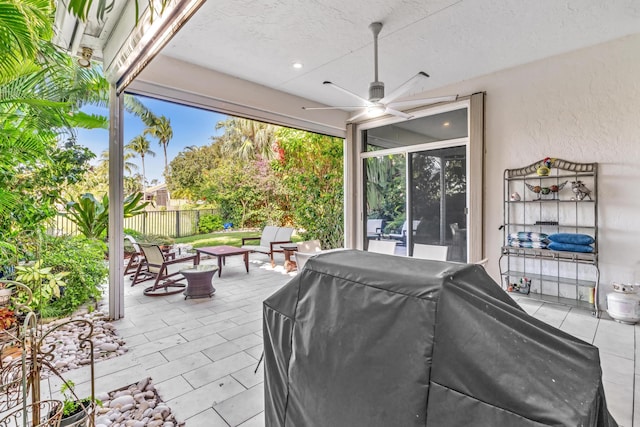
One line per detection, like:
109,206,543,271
263,250,617,426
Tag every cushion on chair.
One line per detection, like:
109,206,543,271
297,240,322,253
260,226,280,248
367,240,397,254
275,227,294,243
413,244,448,261
242,245,272,254
367,219,383,235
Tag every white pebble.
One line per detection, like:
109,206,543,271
109,395,135,408
100,342,119,352
95,416,112,425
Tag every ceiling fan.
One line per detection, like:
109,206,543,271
302,22,457,122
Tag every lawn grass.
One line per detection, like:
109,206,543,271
174,230,303,248
174,230,260,248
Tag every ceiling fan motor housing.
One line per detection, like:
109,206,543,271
369,81,385,102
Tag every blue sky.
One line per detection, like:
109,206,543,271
77,95,228,183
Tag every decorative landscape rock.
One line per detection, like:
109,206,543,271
94,378,184,427
1,310,128,378
36,310,128,378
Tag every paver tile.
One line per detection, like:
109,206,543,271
146,352,213,383
167,375,245,420
183,352,257,388
214,384,265,426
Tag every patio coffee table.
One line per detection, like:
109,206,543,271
196,246,250,277
180,264,219,299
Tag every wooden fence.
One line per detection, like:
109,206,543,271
49,209,218,238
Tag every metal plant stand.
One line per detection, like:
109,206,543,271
0,280,96,426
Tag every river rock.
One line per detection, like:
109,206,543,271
110,395,135,408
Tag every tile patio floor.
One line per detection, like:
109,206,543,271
41,254,638,426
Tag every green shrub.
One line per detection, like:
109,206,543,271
198,214,224,234
64,192,149,239
40,235,107,315
124,228,143,239
135,234,174,246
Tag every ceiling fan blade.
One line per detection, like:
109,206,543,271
347,109,371,122
385,107,413,119
387,95,459,109
302,106,365,111
379,72,430,104
323,81,371,105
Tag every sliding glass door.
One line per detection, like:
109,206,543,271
352,93,483,261
409,146,467,261
359,102,478,261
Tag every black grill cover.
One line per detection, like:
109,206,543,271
263,250,617,427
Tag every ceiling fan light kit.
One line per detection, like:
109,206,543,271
302,22,457,122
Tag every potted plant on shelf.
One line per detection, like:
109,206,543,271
58,380,95,427
0,306,18,343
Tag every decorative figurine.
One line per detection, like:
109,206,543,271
510,192,521,201
536,157,553,176
517,277,532,295
549,181,568,199
525,181,568,200
507,277,531,295
571,180,593,200
524,183,543,199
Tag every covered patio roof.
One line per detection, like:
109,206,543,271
54,0,639,135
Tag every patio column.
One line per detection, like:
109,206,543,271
344,123,358,249
108,85,125,319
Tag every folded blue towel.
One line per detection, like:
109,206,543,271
508,240,547,249
548,233,594,245
508,232,549,242
548,242,594,253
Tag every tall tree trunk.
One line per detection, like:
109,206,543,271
163,142,168,176
141,154,146,194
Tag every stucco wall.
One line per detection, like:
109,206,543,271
426,33,640,300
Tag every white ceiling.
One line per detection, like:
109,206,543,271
161,0,640,109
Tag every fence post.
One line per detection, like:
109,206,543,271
175,210,181,238
195,210,200,235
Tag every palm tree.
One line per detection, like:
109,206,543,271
96,149,138,178
126,135,156,193
144,115,173,176
0,0,109,219
214,118,279,161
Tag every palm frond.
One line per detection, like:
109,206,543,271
68,111,108,129
0,0,51,78
124,95,157,125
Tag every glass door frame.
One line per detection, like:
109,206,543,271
354,95,484,262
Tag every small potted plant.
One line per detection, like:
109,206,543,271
0,306,17,342
58,380,95,427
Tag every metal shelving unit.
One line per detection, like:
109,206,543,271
499,158,600,316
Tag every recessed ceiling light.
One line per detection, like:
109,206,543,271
443,121,451,127
292,62,303,69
